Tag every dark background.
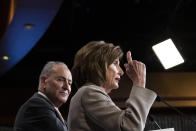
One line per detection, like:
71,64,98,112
1,0,196,127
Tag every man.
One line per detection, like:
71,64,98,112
13,61,72,131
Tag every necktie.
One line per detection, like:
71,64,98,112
55,107,65,124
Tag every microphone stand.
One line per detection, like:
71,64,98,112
148,115,162,129
156,96,196,125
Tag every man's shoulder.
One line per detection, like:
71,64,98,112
22,93,54,110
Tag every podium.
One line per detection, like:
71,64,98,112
149,128,174,131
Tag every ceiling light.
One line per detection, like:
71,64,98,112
2,56,9,60
24,24,34,30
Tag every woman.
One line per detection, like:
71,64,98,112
67,41,157,131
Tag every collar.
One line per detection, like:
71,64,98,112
38,91,57,108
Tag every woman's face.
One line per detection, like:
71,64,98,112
103,58,124,93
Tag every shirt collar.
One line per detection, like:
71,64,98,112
38,91,57,108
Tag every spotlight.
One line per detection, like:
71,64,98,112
152,38,184,69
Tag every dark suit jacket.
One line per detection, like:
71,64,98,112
13,92,67,131
68,84,157,131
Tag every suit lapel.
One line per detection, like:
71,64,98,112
36,93,66,126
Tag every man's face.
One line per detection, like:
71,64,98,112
43,64,72,107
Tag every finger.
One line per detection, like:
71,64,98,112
124,63,128,71
127,51,133,64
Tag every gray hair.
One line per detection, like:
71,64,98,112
39,61,67,80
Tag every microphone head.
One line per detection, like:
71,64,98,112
156,96,163,102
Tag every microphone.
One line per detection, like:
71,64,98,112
156,95,196,125
148,115,162,129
